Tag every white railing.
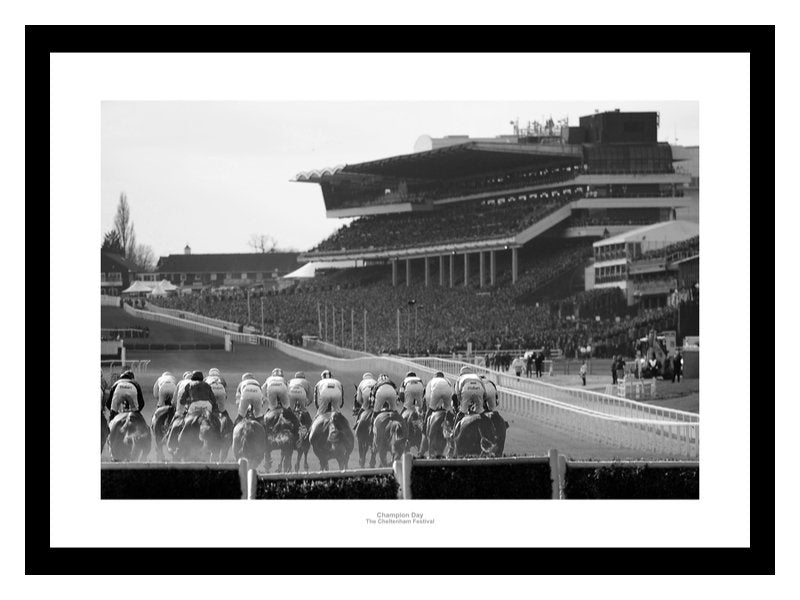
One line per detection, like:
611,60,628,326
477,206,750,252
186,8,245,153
120,304,698,458
100,295,121,307
143,302,242,332
409,356,698,425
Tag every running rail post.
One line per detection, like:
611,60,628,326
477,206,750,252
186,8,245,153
247,469,258,500
392,458,403,500
238,458,249,499
401,452,413,500
548,449,561,500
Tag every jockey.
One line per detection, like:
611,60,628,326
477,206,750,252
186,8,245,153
205,373,228,414
287,371,313,411
371,376,399,413
153,371,178,408
207,368,227,390
454,366,486,426
262,367,290,410
235,373,265,423
399,371,425,412
106,370,145,421
352,372,378,429
314,370,344,415
174,370,193,408
480,375,499,412
423,371,454,425
175,370,220,414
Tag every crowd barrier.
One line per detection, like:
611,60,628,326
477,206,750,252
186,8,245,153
101,295,122,307
100,453,698,500
143,301,243,332
120,304,699,458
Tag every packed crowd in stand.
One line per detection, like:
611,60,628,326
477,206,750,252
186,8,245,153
635,235,699,262
312,197,570,254
149,237,682,360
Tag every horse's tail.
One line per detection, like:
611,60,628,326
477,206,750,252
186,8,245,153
132,424,152,460
296,424,309,450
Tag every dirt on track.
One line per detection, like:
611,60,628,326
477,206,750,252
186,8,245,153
101,345,687,470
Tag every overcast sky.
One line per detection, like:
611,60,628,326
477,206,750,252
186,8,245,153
101,101,698,258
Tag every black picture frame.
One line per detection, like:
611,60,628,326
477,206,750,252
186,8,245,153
34,24,774,575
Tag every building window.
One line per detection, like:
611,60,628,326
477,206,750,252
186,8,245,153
210,273,217,281
248,272,257,280
241,273,248,280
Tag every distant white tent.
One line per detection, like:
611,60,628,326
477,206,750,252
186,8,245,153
157,279,178,291
122,280,155,294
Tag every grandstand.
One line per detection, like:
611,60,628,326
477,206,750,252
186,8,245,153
147,109,698,360
295,110,692,290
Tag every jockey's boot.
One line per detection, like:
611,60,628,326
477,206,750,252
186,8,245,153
453,411,467,428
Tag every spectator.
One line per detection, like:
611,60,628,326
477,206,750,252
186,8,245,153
611,355,619,385
672,351,684,383
511,355,525,378
525,353,533,378
579,360,587,386
616,356,626,382
535,352,545,378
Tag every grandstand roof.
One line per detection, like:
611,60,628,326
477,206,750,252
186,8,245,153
295,142,581,182
156,252,300,273
594,220,699,247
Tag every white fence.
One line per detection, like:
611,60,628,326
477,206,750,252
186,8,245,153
143,301,242,332
410,356,697,425
120,304,698,458
100,295,121,307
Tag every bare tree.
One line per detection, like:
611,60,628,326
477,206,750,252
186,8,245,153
129,243,156,271
114,192,135,257
248,233,277,253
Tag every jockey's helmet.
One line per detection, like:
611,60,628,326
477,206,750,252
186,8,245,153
119,370,135,380
294,371,306,379
435,371,445,378
190,370,204,381
405,371,417,378
271,368,283,377
208,368,220,377
362,372,374,381
459,366,472,375
162,371,173,378
321,369,332,379
242,372,255,381
183,371,192,379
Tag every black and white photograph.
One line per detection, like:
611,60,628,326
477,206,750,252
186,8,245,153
99,100,700,501
28,21,777,581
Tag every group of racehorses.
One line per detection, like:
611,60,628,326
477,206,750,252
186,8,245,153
101,371,509,473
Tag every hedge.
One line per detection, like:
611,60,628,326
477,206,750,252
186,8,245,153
411,462,552,499
256,474,399,499
563,464,699,499
101,467,242,499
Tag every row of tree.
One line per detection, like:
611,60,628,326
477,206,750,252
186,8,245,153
101,193,156,271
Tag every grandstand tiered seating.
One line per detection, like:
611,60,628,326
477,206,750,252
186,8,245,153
310,195,572,255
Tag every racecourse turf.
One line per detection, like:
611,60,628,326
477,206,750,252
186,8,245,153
101,306,220,344
101,344,695,471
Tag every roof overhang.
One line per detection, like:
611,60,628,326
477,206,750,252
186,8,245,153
295,142,582,183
